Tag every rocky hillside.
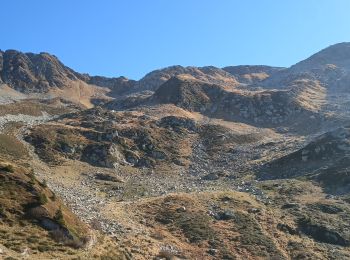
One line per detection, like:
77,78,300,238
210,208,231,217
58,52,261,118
2,43,350,259
261,42,350,89
134,65,240,92
24,107,196,169
84,75,136,97
290,42,350,73
0,144,91,259
0,50,111,107
108,76,325,133
222,65,284,84
259,126,350,193
0,50,82,93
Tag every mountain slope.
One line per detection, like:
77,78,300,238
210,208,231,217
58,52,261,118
259,126,350,193
223,65,284,84
2,43,350,259
261,43,350,89
135,65,240,92
290,42,350,72
0,50,110,107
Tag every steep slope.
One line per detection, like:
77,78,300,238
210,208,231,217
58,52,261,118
259,126,350,194
0,50,110,107
262,42,350,89
0,50,81,92
0,158,90,258
256,43,350,126
290,42,350,72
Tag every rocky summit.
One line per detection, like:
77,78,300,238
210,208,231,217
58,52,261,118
1,43,350,259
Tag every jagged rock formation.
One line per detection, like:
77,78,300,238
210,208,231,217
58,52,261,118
0,50,82,93
0,50,112,107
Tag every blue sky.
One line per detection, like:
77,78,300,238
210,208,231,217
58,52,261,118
2,0,350,79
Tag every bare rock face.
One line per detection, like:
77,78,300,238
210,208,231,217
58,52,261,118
0,50,81,93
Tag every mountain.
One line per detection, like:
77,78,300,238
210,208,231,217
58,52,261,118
0,50,82,92
260,126,350,178
291,42,350,72
108,75,325,135
85,75,136,96
0,50,110,107
222,65,284,84
134,65,240,92
2,43,350,259
261,43,350,89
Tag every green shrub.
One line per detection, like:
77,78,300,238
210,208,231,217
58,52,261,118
38,193,48,205
54,208,65,226
28,170,36,184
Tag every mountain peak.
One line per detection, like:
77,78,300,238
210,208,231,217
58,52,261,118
0,49,81,93
291,42,350,72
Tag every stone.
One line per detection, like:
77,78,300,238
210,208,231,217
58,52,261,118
281,203,300,209
202,173,219,181
277,223,299,235
208,248,218,255
248,208,261,214
176,206,186,213
214,210,235,221
158,116,197,132
151,150,166,160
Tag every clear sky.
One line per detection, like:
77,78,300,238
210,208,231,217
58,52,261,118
2,0,350,79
